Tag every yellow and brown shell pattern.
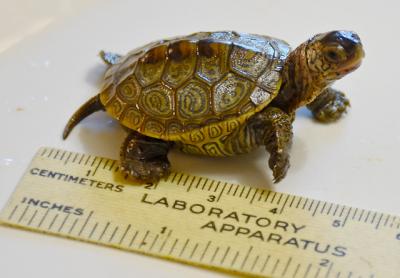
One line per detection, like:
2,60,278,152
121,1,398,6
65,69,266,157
99,31,291,156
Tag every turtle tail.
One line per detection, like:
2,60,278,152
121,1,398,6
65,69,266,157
62,94,104,139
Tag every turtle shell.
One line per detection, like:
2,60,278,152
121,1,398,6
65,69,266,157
99,31,291,142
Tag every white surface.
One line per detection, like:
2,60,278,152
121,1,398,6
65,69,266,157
0,0,399,277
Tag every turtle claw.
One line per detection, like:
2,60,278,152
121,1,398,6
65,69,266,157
269,151,290,183
120,158,170,183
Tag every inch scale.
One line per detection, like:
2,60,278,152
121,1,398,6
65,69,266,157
0,147,399,277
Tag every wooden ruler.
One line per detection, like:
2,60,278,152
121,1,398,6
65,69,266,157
1,147,399,277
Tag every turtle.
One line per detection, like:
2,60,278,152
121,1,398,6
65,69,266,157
63,30,364,183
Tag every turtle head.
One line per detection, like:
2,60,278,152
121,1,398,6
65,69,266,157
307,30,364,81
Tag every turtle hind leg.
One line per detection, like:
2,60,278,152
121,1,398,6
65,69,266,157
62,95,104,139
99,50,122,65
120,132,173,183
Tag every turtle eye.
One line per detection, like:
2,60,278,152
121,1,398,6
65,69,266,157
324,45,346,63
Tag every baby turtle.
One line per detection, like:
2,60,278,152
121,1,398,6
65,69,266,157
63,31,364,183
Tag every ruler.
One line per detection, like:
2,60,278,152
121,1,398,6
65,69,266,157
1,147,399,278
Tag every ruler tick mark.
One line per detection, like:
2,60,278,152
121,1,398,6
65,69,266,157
276,193,283,205
339,206,346,217
332,204,340,216
169,238,178,255
27,210,38,226
351,208,359,220
64,152,72,165
200,241,211,261
119,224,131,245
53,150,60,159
295,197,302,209
201,179,208,190
139,230,150,248
68,218,78,234
260,255,270,273
171,173,178,183
92,158,103,176
292,263,301,278
257,190,265,201
375,213,383,229
90,157,97,167
88,223,98,239
149,234,159,251
320,201,327,214
59,151,66,161
187,177,196,192
129,231,139,247
17,205,29,223
189,243,199,259
109,226,119,243
159,230,172,253
210,246,219,264
326,203,334,215
342,208,352,227
289,195,296,208
307,199,315,211
245,187,252,199
182,175,189,187
314,268,321,278
232,184,239,196
370,212,377,224
48,214,59,230
226,183,235,195
72,153,78,163
312,201,321,216
240,246,253,269
8,205,18,220
280,195,290,214
364,211,371,223
78,211,93,236
270,192,277,204
108,161,116,171
303,263,312,278
58,213,70,232
179,238,189,257
216,182,227,202
220,246,230,265
230,251,239,267
177,174,184,185
383,214,390,227
271,258,280,275
250,189,259,204
195,177,202,189
99,222,110,241
40,148,47,156
282,257,292,276
213,181,221,193
239,186,246,198
250,255,259,272
324,262,333,278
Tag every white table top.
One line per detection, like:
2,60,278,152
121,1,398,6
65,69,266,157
1,0,399,277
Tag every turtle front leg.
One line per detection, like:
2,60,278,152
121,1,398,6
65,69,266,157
249,107,293,183
307,87,350,122
120,132,173,183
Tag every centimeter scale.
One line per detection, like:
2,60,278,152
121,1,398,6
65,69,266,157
0,147,399,277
